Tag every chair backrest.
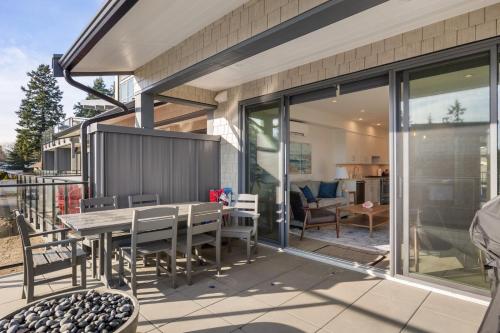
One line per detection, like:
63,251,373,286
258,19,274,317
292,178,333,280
80,196,118,213
233,193,258,213
131,206,178,248
128,193,160,208
15,211,31,248
187,202,223,236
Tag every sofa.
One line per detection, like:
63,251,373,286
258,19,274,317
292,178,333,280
289,180,349,236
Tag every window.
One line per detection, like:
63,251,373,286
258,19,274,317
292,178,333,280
119,77,134,103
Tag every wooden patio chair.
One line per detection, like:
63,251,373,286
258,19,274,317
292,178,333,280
15,211,86,303
117,206,178,296
128,193,160,208
128,193,161,266
177,203,222,285
79,196,118,279
221,194,260,263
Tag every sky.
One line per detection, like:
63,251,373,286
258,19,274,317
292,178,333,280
0,0,112,146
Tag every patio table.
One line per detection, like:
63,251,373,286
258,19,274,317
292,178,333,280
58,202,233,288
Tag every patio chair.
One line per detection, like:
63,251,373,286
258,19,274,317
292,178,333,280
117,206,178,296
15,211,86,303
221,194,260,263
79,196,118,279
128,193,160,208
128,193,161,266
177,203,222,285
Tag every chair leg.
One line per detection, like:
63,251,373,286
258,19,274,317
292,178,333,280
26,275,34,303
186,250,192,285
21,265,27,299
254,221,259,254
118,250,124,287
156,253,161,277
91,240,97,279
131,259,137,297
99,234,105,278
170,252,176,289
81,258,87,289
216,241,221,277
143,255,148,267
227,238,232,253
71,264,77,287
246,234,251,264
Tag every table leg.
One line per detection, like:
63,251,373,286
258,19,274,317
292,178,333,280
99,233,105,278
369,214,373,238
103,232,113,288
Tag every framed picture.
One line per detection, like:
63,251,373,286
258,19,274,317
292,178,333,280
290,142,311,174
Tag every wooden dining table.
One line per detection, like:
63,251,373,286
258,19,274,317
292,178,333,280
58,202,233,288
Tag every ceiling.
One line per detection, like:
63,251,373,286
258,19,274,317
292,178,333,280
189,0,499,91
73,0,247,72
292,85,390,128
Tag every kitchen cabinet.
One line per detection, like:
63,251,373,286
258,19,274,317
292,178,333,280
342,131,388,164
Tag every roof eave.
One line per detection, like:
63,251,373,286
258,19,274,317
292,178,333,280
58,0,138,71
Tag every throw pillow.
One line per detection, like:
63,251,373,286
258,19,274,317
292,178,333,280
318,181,338,198
300,185,317,203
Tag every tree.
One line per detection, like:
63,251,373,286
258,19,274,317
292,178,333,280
9,64,64,167
444,99,466,123
73,77,114,118
0,145,6,162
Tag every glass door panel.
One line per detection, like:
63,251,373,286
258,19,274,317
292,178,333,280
245,101,283,243
404,53,490,289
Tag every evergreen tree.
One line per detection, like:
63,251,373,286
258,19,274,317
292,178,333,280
9,64,64,167
73,77,114,118
444,99,466,123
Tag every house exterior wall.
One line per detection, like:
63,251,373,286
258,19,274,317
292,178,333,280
211,4,500,192
133,2,500,192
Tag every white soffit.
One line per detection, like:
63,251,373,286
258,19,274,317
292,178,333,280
189,0,500,91
73,0,247,72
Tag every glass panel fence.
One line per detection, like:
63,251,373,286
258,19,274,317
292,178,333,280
0,171,85,275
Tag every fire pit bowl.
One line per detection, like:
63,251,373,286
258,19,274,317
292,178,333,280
0,289,139,333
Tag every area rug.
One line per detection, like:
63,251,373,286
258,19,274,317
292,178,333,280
289,224,390,255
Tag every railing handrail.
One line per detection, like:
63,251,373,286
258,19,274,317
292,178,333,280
0,181,88,188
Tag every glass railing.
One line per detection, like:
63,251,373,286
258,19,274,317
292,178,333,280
42,117,88,144
0,173,87,275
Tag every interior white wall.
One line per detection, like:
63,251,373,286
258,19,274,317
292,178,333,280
289,103,389,182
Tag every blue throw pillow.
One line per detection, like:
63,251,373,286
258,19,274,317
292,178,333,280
318,181,338,198
300,185,317,203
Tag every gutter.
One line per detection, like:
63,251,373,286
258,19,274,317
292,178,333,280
62,69,134,198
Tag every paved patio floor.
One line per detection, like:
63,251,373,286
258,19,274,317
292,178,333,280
0,243,487,333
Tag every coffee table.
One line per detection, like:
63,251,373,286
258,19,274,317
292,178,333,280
336,204,389,238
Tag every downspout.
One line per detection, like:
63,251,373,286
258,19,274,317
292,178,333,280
63,69,132,198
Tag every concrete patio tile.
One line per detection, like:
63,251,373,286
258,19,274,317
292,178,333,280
0,298,26,317
0,272,53,305
205,293,271,326
177,277,237,307
279,272,381,328
240,267,330,307
139,290,203,327
241,309,318,333
320,280,429,333
214,253,307,292
414,292,487,326
401,305,482,333
136,314,158,333
158,308,237,333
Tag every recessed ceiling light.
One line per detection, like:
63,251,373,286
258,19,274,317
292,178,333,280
358,118,363,121
360,109,365,113
331,100,337,103
464,74,473,78
376,123,381,126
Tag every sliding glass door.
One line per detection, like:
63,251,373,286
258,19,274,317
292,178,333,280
400,53,491,290
244,101,284,244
